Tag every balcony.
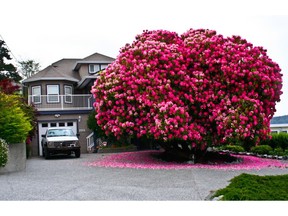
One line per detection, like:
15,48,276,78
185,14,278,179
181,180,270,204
28,94,93,111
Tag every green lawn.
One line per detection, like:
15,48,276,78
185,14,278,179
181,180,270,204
213,173,288,200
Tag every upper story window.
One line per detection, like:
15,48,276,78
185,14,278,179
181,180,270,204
89,64,109,74
47,85,59,103
64,85,72,103
89,64,100,74
100,64,108,70
32,86,41,104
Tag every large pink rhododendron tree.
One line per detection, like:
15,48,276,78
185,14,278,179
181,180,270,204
91,29,282,160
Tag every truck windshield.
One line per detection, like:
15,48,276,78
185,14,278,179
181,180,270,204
47,129,75,137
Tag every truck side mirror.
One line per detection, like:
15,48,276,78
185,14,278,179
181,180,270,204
41,134,46,138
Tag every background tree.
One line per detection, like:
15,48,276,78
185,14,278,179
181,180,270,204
0,79,19,94
0,40,37,147
0,40,21,94
0,40,22,82
91,29,282,162
18,59,40,79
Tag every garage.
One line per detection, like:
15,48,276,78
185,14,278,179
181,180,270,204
38,121,78,156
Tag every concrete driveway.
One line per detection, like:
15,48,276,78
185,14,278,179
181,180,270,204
0,153,288,200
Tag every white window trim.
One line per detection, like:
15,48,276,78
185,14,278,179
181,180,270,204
64,85,73,103
47,85,60,103
89,64,100,74
32,86,41,104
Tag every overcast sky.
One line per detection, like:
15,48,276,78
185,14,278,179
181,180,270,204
1,0,287,117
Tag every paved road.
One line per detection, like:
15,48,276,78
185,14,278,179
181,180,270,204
0,153,288,200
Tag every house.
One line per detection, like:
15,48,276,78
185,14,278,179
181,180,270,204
22,52,115,156
270,115,288,134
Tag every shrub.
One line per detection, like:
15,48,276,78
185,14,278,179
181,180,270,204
260,133,288,150
250,145,273,155
272,133,288,150
0,138,9,167
220,145,245,153
0,92,32,143
271,147,284,156
91,28,282,155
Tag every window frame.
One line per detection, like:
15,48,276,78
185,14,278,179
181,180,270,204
100,64,108,70
64,85,73,104
31,86,41,104
47,84,60,103
88,64,100,74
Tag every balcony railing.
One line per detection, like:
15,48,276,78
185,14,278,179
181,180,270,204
28,94,93,111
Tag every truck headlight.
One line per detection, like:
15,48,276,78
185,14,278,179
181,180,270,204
70,141,79,147
47,142,54,147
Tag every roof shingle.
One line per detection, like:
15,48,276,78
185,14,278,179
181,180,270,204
271,115,288,124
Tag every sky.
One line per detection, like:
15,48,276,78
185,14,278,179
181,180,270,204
1,0,288,117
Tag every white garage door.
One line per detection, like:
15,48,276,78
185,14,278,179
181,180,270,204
38,121,77,156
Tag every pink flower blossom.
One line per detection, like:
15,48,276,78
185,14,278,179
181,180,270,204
85,150,288,170
91,28,282,149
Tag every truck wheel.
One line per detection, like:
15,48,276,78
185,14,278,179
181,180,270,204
44,149,50,159
75,149,80,158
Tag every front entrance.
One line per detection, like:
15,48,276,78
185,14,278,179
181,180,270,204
38,121,78,156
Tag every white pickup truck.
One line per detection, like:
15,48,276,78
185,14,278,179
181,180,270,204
41,127,80,159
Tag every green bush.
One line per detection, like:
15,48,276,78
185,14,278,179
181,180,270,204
260,133,288,150
220,145,245,153
250,145,273,155
272,133,288,150
270,147,284,156
0,138,9,167
0,93,32,143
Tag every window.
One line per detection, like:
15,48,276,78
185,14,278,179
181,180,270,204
42,123,48,127
32,86,41,104
47,128,75,137
59,122,65,127
271,131,278,134
100,64,108,70
64,85,72,103
67,122,73,127
47,85,59,103
50,123,57,127
281,131,287,133
89,64,100,74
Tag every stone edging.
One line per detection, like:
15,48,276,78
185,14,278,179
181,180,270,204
218,150,288,160
97,146,137,153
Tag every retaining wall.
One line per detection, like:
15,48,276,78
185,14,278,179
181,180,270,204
0,143,26,174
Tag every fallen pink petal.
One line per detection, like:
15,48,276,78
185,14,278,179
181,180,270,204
85,150,288,170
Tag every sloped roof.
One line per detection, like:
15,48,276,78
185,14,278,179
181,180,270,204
22,58,81,83
83,52,115,61
271,115,288,124
73,52,115,71
22,52,115,84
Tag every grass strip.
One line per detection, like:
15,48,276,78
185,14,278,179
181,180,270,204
213,173,288,200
